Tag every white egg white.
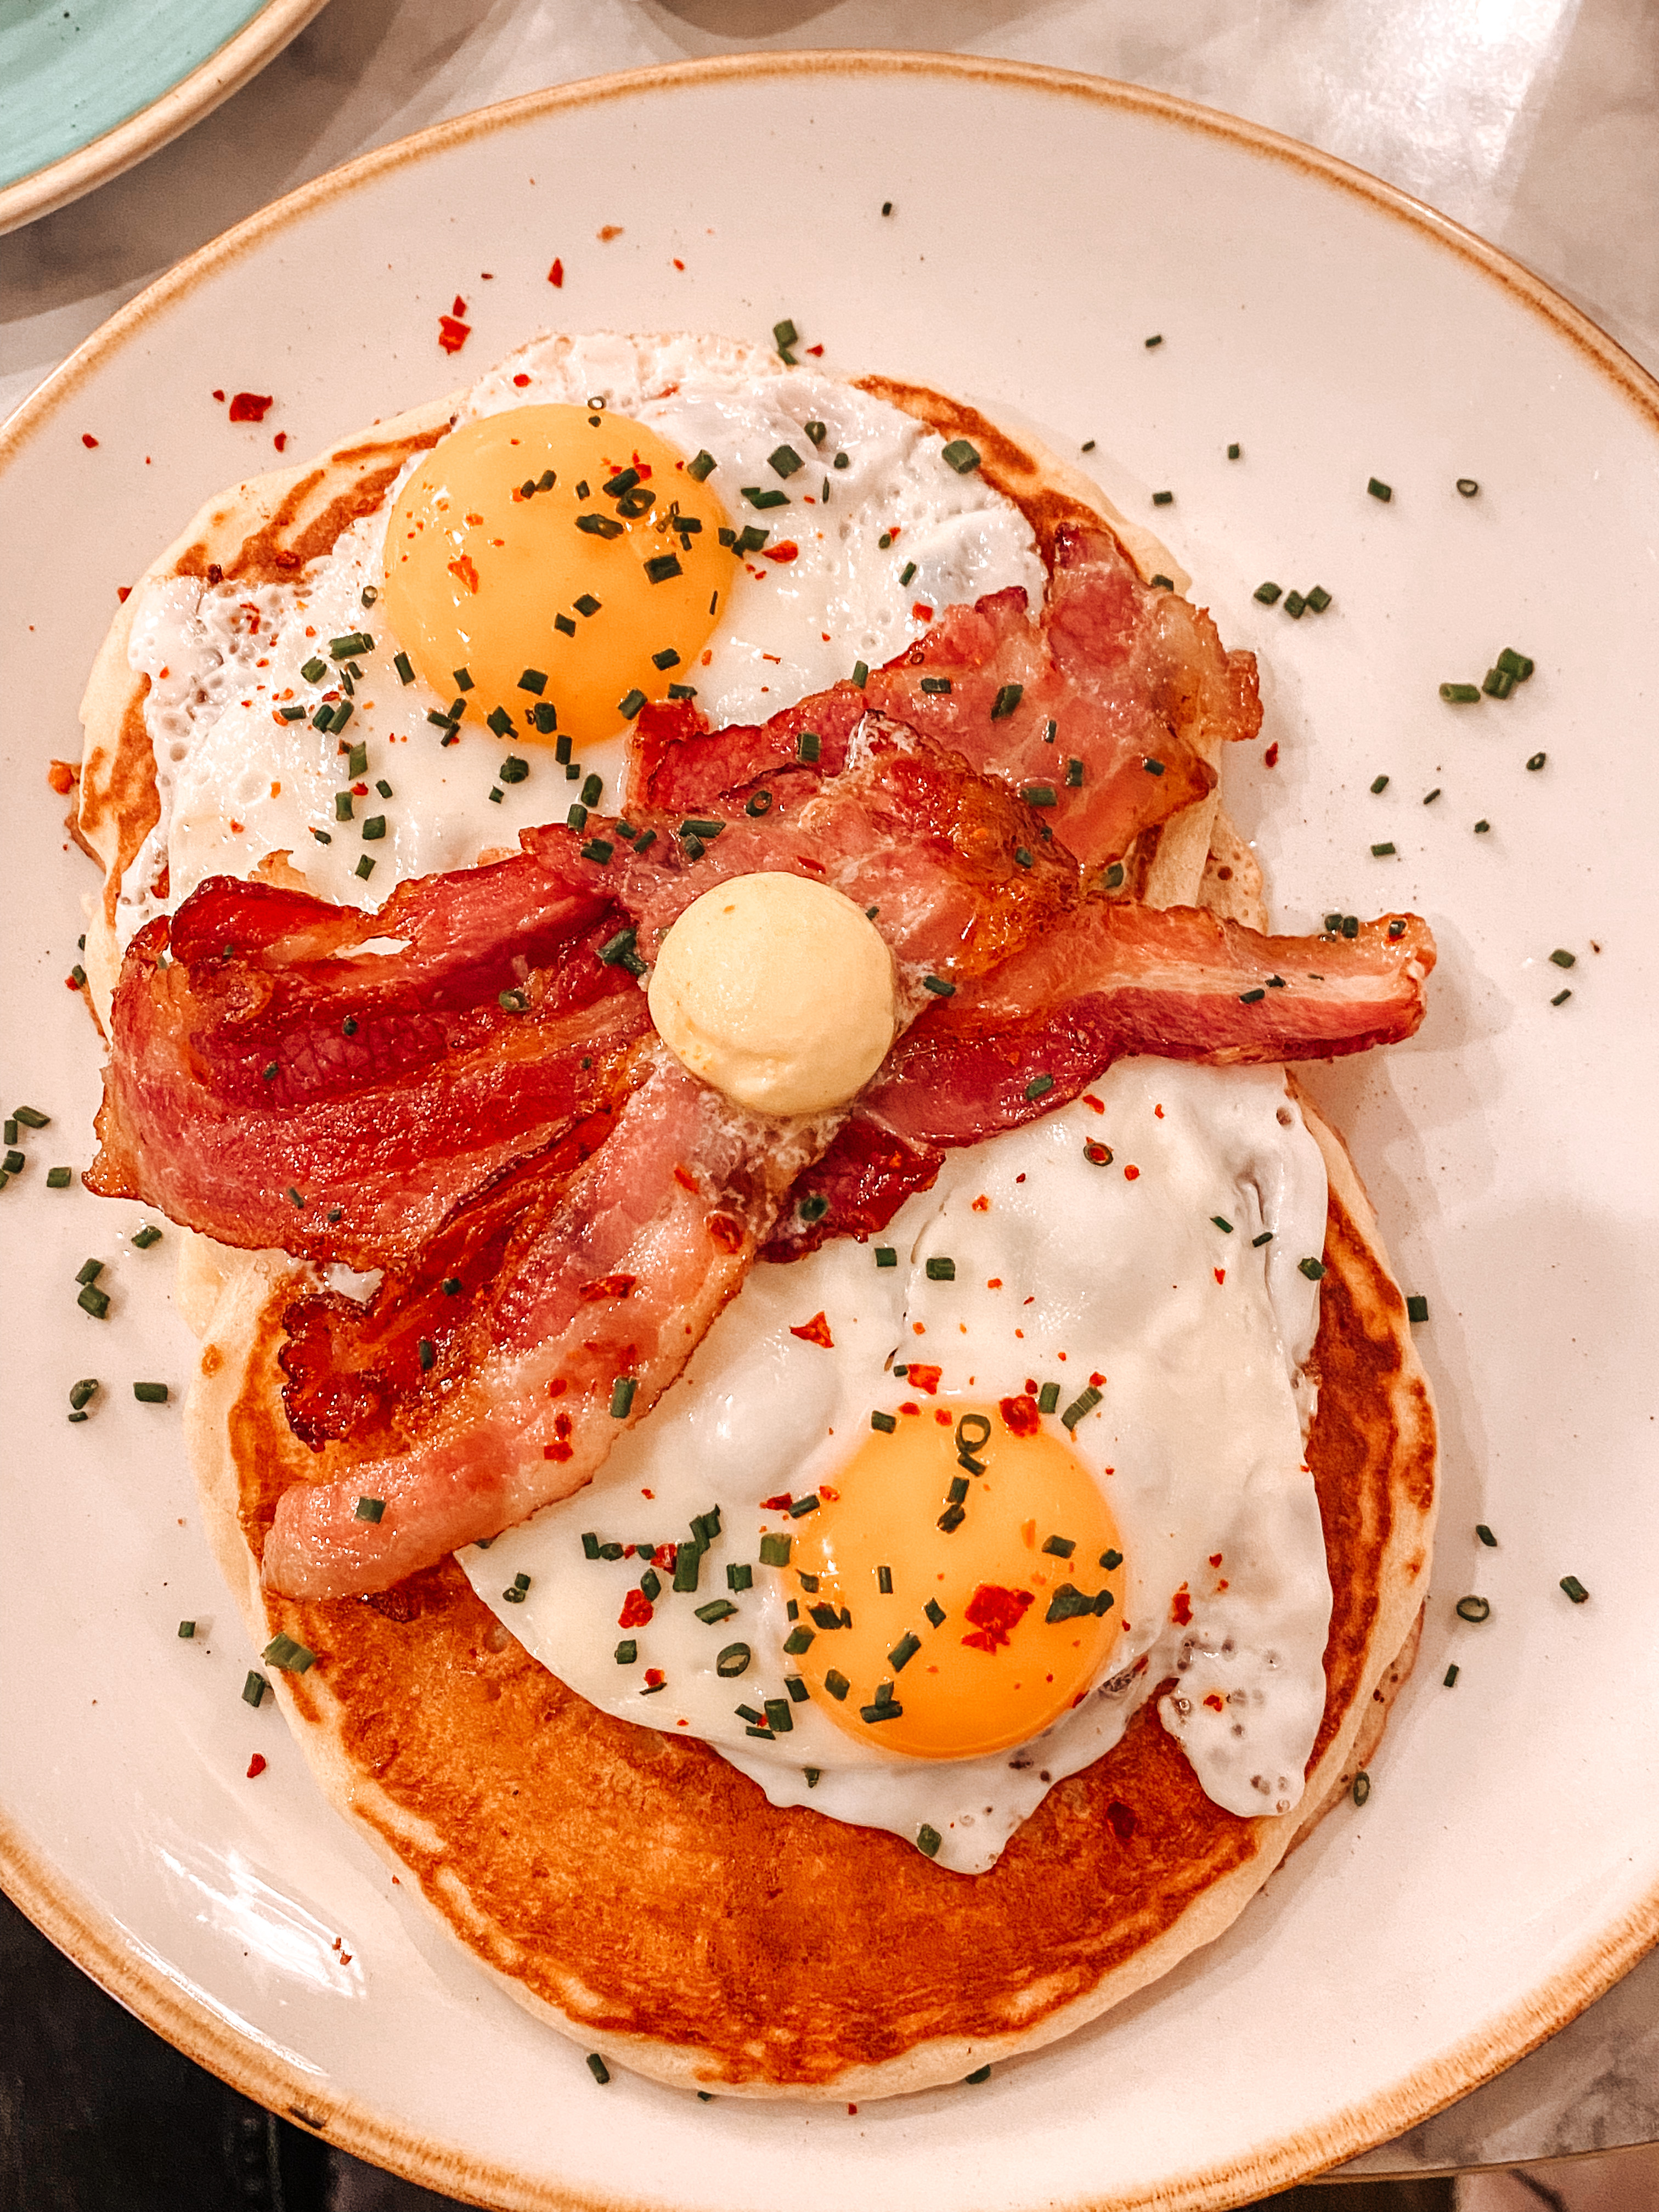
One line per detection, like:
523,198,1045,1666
462,1060,1332,1875
116,331,1042,947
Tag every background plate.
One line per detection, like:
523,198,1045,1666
0,0,332,235
1,52,1656,2212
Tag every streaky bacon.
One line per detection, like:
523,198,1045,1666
764,907,1435,1257
261,1057,826,1597
627,524,1259,868
532,716,1078,985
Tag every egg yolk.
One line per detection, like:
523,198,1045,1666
788,1402,1123,1760
381,405,735,748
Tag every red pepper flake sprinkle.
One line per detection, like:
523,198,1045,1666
618,1588,654,1630
905,1362,943,1395
513,373,532,387
448,553,480,594
273,432,287,452
789,1311,835,1348
438,312,471,354
912,602,934,622
1210,1553,1223,1567
228,392,274,422
117,585,131,602
644,1667,665,1687
1081,1093,1105,1114
1263,742,1279,768
246,1753,267,1779
1124,1164,1140,1181
1214,1267,1226,1285
597,225,624,241
1204,1692,1225,1712
81,432,99,448
1171,1587,1193,1627
212,388,225,402
548,258,565,287
760,541,799,563
971,1195,990,1212
47,760,77,795
961,1583,1035,1652
761,1493,794,1511
673,257,685,270
999,1392,1040,1437
899,1401,921,1417
1106,1799,1137,1841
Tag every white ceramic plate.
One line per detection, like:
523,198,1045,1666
2,53,1656,2212
0,0,332,236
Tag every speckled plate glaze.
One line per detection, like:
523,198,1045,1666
0,0,330,235
2,53,1656,2212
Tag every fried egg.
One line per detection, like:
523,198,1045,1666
462,1058,1333,1874
116,332,1042,946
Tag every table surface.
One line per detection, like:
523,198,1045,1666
4,0,1657,2188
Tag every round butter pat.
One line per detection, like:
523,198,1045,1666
648,873,896,1116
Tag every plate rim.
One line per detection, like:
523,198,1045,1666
5,47,1659,2211
0,0,334,239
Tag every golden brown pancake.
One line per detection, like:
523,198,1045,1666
70,340,1435,2097
186,1094,1434,2098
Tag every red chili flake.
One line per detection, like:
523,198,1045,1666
547,1376,567,1398
706,1211,744,1254
579,1273,638,1302
81,432,99,448
597,225,624,241
1154,1103,1164,1119
1107,1799,1137,1841
548,258,565,287
760,541,799,563
761,1493,794,1511
1123,1164,1140,1181
543,1440,573,1462
246,1754,267,1779
1263,742,1279,768
1081,1094,1105,1113
999,1392,1040,1438
228,392,274,423
673,1166,698,1193
912,602,934,623
906,1362,942,1395
970,1195,989,1213
1209,1554,1223,1567
986,1277,1002,1290
1214,1267,1226,1285
1204,1692,1225,1713
899,1401,921,1417
438,314,471,355
961,1583,1034,1653
212,388,225,402
847,2104,857,2116
273,432,287,452
807,344,825,357
47,760,77,795
512,373,532,388
819,1485,839,1502
450,293,467,318
630,450,653,480
644,1667,665,1687
934,1408,952,1426
65,973,81,990
672,257,685,271
117,585,131,602
448,553,480,593
1171,1587,1193,1627
789,1310,834,1349
618,1588,654,1630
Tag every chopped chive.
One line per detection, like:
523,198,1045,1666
1298,1256,1326,1280
763,1697,794,1735
1239,987,1266,1003
924,1256,956,1281
917,1824,942,1858
788,1493,820,1519
1306,585,1333,613
940,438,980,473
1561,1575,1589,1604
614,1640,637,1665
936,1504,966,1534
1352,1771,1372,1806
919,675,952,695
581,1533,601,1560
860,1700,904,1723
851,659,869,686
610,1376,637,1419
783,1625,815,1656
1527,752,1547,771
922,974,955,998
1060,1386,1102,1430
1045,1582,1097,1623
1065,757,1084,788
874,1247,898,1268
1254,582,1283,605
46,1167,71,1188
1100,1548,1123,1570
1370,775,1390,794
823,1668,850,1701
586,2055,611,2086
1455,1595,1491,1623
1406,1294,1430,1325
1141,758,1165,776
1475,819,1491,834
759,1534,791,1568
945,1476,969,1506
1014,847,1033,870
871,1409,897,1434
1444,1663,1460,1686
1551,988,1572,1006
1497,648,1534,681
1456,477,1479,496
301,656,327,684
1283,590,1307,619
1024,1074,1054,1101
1211,1216,1234,1233
1253,1230,1274,1247
795,729,821,763
1041,1534,1076,1559
875,1566,894,1596
263,1632,315,1673
498,988,529,1013
580,840,615,865
1482,665,1515,699
361,815,386,841
1023,783,1057,806
1152,489,1173,507
1037,1382,1060,1414
354,1496,386,1522
695,1599,738,1625
77,1284,110,1319
177,1619,195,1639
899,561,917,587
1440,682,1481,703
725,1562,753,1594
1476,1523,1497,1547
1371,842,1396,857
417,1338,436,1373
1367,477,1392,502
1549,947,1575,969
745,790,772,818
133,1380,168,1403
772,317,799,352
355,856,375,880
242,1671,268,1708
716,1643,751,1677
1083,1141,1113,1166
644,552,682,584
69,1378,99,1410
1103,862,1125,890
768,444,804,479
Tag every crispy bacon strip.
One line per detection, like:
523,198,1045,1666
628,525,1259,866
261,1058,824,1597
764,906,1436,1257
87,856,650,1268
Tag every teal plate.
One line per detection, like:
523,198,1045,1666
0,0,330,233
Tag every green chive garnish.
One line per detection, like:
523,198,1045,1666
924,1256,955,1281
1372,842,1396,857
354,856,375,880
1283,591,1306,619
242,1671,267,1708
1151,489,1173,507
851,659,868,685
77,1284,110,1319
940,438,980,473
1560,1575,1589,1604
759,1534,791,1568
1298,1256,1326,1280
695,1599,738,1625
1060,1387,1101,1431
1370,775,1390,794
871,1410,897,1434
823,1669,850,1701
796,729,821,763
1475,1523,1497,1547
1367,478,1392,502
133,1381,168,1403
46,1167,71,1188
1254,582,1283,605
1024,1074,1054,1101
917,1824,942,1858
874,1247,897,1268
1455,1595,1491,1623
586,2054,611,2086
1444,1663,1459,1686
355,1497,386,1522
1440,682,1481,703
610,1376,637,1419
1352,1771,1372,1806
899,561,917,587
178,1620,195,1639
393,651,415,684
1497,647,1534,680
1306,585,1332,613
1549,947,1575,969
922,974,955,996
69,1378,98,1411
1456,477,1479,496
716,1644,751,1677
263,1632,315,1673
1551,988,1572,1007
361,815,386,841
1037,1382,1060,1414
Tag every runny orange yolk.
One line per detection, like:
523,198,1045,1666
789,1403,1123,1760
381,405,735,749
